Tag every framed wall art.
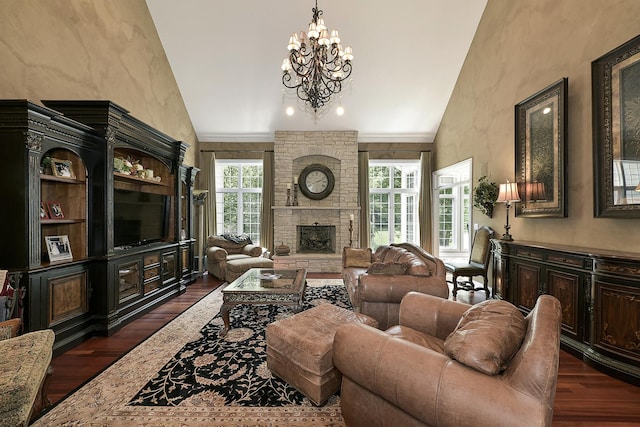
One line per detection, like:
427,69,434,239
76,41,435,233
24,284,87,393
593,34,640,217
45,235,73,262
515,77,568,217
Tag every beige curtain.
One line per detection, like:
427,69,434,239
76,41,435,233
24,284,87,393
358,151,370,249
419,151,433,253
198,151,217,251
261,151,274,254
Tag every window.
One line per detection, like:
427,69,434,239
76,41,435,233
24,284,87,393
369,161,420,250
433,159,471,259
215,160,263,245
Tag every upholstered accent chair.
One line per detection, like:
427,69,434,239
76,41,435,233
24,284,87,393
334,292,562,427
444,225,494,297
206,234,273,282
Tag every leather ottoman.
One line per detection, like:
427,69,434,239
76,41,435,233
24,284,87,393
224,257,274,282
266,303,378,405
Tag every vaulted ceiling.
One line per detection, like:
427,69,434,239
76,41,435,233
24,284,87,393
146,0,487,143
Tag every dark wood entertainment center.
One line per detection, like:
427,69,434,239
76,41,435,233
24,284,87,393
0,100,198,354
491,239,640,385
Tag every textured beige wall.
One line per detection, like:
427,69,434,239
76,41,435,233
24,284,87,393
0,0,198,166
435,0,640,251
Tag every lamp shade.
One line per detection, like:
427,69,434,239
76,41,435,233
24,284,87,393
497,181,521,203
528,181,546,201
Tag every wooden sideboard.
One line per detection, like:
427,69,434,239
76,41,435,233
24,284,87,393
491,239,640,386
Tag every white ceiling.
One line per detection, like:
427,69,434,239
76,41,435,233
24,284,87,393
146,0,486,143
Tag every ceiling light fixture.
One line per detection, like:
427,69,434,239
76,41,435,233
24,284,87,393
281,0,353,113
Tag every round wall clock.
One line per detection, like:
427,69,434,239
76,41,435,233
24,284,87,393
298,164,335,200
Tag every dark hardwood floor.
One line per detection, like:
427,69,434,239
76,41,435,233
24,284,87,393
45,273,640,425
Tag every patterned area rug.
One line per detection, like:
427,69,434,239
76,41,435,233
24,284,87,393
34,279,347,426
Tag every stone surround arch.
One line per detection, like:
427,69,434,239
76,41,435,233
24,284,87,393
273,131,359,272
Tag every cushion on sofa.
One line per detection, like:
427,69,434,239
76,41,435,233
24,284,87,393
443,299,526,375
398,252,432,276
372,245,397,263
343,247,373,268
367,262,408,275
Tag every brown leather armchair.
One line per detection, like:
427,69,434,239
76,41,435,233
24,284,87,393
334,292,562,427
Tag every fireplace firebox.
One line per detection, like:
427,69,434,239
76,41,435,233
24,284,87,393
297,224,336,253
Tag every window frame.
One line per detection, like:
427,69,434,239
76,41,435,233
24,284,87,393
432,158,472,259
214,159,264,245
368,160,421,250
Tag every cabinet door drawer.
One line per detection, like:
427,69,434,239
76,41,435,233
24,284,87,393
144,267,160,280
592,280,640,364
513,262,541,311
144,254,159,266
547,268,581,340
144,280,160,294
49,271,89,327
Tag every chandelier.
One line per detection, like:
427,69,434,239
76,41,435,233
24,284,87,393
281,0,353,112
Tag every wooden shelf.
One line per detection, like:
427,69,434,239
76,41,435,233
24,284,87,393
114,172,169,187
41,219,85,225
40,174,85,184
272,205,360,210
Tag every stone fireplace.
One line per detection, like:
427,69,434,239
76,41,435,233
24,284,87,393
272,131,359,272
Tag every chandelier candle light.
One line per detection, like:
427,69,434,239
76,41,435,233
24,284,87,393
496,180,521,241
281,0,353,112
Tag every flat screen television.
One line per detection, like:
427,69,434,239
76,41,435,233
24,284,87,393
114,189,169,247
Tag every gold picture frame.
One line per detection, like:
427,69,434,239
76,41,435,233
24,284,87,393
51,158,75,179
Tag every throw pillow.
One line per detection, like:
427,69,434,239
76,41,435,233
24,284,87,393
367,261,408,275
342,247,373,268
444,299,526,375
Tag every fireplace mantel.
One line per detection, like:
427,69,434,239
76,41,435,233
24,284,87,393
272,205,360,210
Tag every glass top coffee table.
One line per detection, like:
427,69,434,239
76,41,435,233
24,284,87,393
219,268,307,337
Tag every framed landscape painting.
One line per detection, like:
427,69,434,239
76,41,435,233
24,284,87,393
515,78,568,217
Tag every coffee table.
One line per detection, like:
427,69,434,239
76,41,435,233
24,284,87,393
219,268,307,337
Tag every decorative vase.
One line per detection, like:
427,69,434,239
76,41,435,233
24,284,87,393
275,242,290,256
485,205,493,218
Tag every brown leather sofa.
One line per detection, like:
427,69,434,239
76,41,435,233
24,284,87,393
334,292,562,427
341,243,448,329
206,235,272,282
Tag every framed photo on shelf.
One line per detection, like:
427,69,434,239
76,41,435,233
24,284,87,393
46,201,64,219
45,235,73,262
51,158,75,179
40,202,49,219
